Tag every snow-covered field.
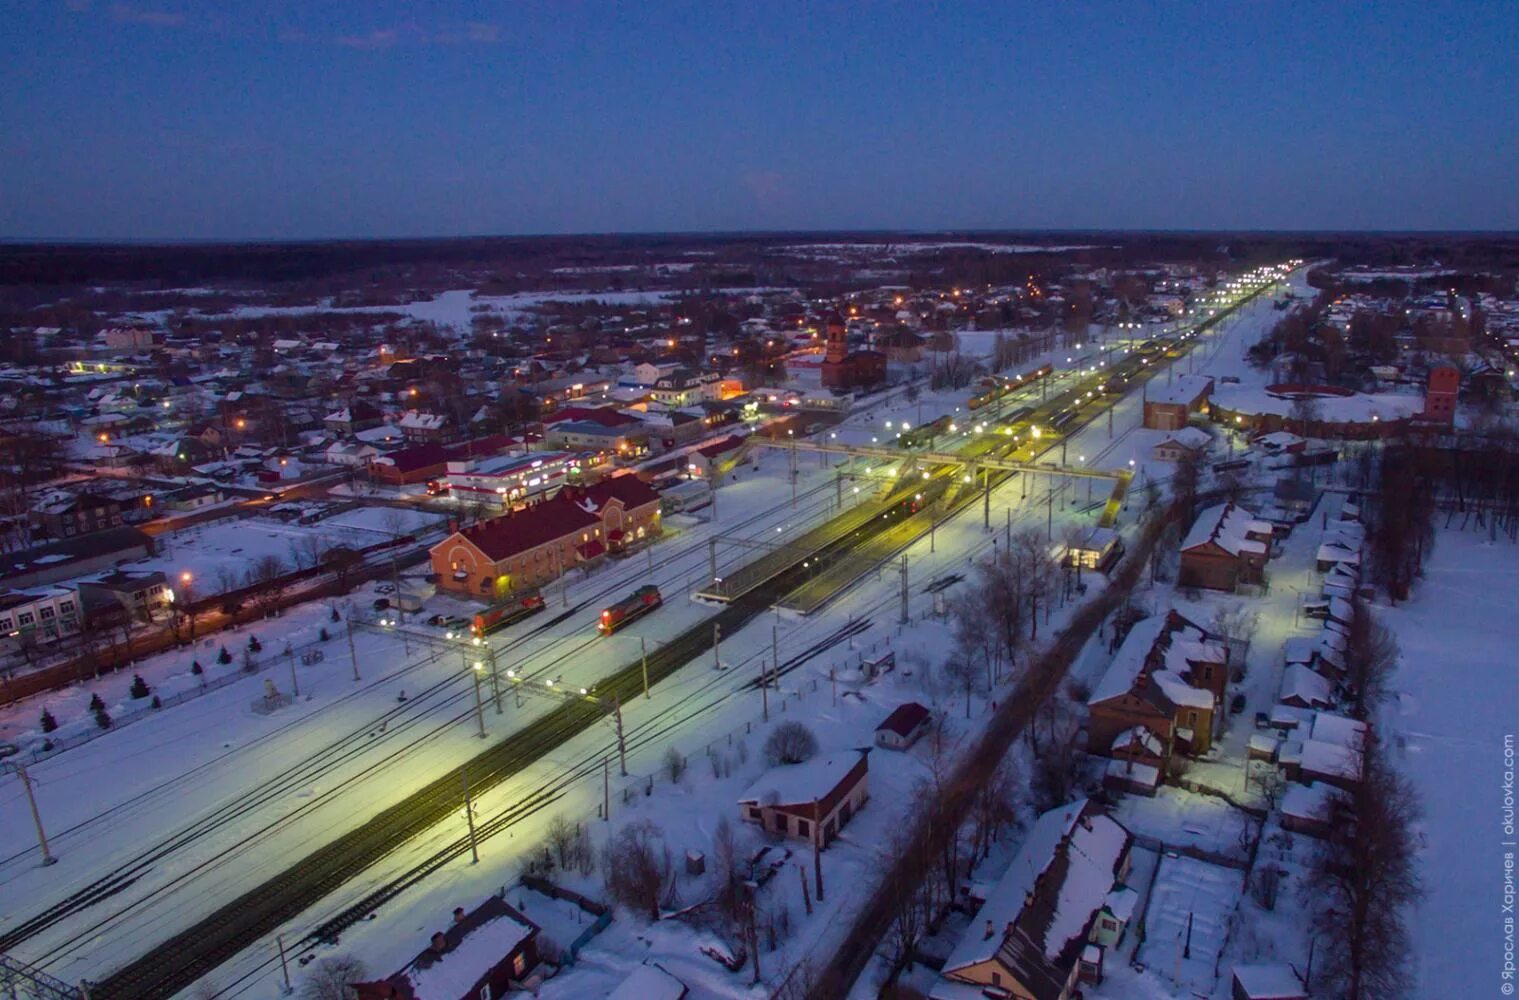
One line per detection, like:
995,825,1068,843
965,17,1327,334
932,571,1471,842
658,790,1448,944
1380,525,1519,997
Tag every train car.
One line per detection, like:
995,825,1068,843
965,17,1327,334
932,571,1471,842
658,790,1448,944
598,585,663,635
472,590,546,636
1002,405,1033,426
897,414,951,450
968,363,1053,410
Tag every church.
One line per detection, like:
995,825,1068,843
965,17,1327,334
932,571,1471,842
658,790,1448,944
818,316,886,391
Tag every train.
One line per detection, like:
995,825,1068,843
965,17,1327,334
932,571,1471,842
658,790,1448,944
598,585,663,635
472,591,547,636
967,363,1053,410
896,414,952,450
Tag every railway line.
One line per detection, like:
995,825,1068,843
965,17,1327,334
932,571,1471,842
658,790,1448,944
34,268,1288,998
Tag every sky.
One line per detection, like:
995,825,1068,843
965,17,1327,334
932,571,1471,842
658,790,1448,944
2,0,1517,240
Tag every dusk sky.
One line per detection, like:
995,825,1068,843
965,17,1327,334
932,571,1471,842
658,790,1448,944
4,0,1517,240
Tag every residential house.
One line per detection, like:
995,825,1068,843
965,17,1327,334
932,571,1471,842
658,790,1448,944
607,965,687,1000
398,411,453,443
29,489,126,539
325,441,381,467
1062,525,1122,571
874,702,931,750
353,895,540,1000
1178,502,1273,592
370,443,451,486
1152,426,1211,463
77,570,171,626
650,368,722,407
324,400,385,435
1231,966,1308,1000
736,751,868,847
1087,611,1231,763
935,800,1133,1000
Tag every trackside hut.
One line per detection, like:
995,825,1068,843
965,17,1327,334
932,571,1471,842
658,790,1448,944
737,751,868,847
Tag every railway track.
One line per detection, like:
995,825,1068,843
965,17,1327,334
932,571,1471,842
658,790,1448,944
82,475,926,999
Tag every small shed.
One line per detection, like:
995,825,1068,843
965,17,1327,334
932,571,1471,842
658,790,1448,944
874,702,931,750
1232,963,1308,1000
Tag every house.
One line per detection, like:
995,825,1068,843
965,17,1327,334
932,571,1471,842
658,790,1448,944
542,419,650,458
1280,782,1340,839
650,368,722,407
353,895,540,1000
398,411,453,443
370,443,451,486
936,799,1133,1000
1420,362,1459,425
1102,726,1165,797
1252,430,1306,456
163,483,223,512
1278,663,1333,709
1152,426,1211,462
1178,502,1273,592
324,400,385,435
29,489,126,539
1231,964,1308,1000
569,475,664,552
326,441,382,467
1087,611,1231,762
606,964,687,1000
76,570,171,626
1142,375,1213,430
736,751,868,847
874,702,931,750
1272,477,1317,518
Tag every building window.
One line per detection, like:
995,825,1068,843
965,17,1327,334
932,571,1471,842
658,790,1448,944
796,819,810,839
18,612,33,626
773,813,788,834
747,806,761,820
0,619,11,631
39,606,55,620
1101,918,1117,931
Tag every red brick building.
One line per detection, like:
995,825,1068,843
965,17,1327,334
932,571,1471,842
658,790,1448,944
1421,363,1459,424
820,324,887,392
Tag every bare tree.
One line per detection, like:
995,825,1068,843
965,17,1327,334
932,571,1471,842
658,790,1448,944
322,545,364,593
968,755,1019,864
380,506,409,541
1305,738,1423,999
1344,600,1399,717
942,654,981,718
288,534,326,571
299,954,368,1000
245,553,288,617
763,721,818,765
603,819,672,922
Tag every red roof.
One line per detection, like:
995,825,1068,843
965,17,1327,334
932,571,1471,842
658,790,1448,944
876,702,931,737
551,406,643,428
456,501,599,561
446,435,514,460
376,442,448,474
697,434,746,460
580,474,661,512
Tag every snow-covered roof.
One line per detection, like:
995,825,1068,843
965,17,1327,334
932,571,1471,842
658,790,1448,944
1310,711,1368,749
1281,782,1339,824
1300,739,1362,782
1181,502,1270,556
736,752,863,808
1159,426,1211,451
1148,374,1213,406
406,901,537,999
1089,616,1169,704
606,965,686,1000
1232,963,1308,998
1280,663,1333,707
942,800,1129,980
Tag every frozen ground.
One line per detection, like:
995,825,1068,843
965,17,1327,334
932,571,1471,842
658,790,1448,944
1379,525,1519,997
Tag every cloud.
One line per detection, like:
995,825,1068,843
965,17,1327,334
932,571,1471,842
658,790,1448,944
110,3,184,26
464,22,499,43
337,27,401,50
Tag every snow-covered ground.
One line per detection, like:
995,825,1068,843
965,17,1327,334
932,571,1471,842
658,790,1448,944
1379,525,1519,997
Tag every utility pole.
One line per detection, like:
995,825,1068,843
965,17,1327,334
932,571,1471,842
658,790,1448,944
614,696,628,776
391,556,405,624
603,758,611,822
1047,489,1054,542
771,624,779,678
812,801,825,901
347,621,360,682
640,635,650,699
983,465,991,530
830,666,837,706
556,545,568,607
898,555,909,624
463,768,479,863
276,934,293,995
471,665,487,738
708,538,718,588
1005,506,1012,549
713,622,722,670
1,754,56,866
761,659,770,722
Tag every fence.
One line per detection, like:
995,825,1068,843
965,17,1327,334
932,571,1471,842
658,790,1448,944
0,952,81,1000
12,627,356,766
517,875,612,967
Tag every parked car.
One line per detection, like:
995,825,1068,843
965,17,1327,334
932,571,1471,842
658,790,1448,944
1230,694,1247,715
1254,711,1270,729
372,598,391,611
